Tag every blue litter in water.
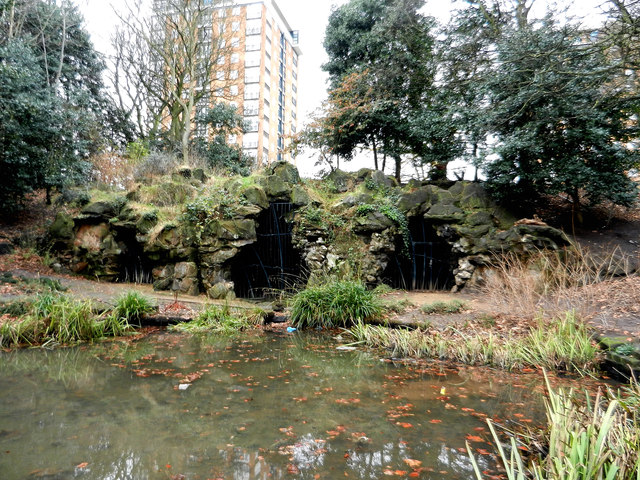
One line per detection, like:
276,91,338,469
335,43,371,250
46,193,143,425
286,327,297,333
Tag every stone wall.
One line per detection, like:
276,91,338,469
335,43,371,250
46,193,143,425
48,164,570,298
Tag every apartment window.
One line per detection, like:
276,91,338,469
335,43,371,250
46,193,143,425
230,85,238,96
232,21,240,32
292,70,297,81
293,53,298,67
231,37,240,48
231,53,239,63
215,88,223,96
232,6,241,16
244,84,260,100
218,8,227,18
243,132,259,146
245,67,260,84
216,71,225,80
292,84,297,94
245,51,261,67
244,100,259,116
230,69,238,79
228,134,237,144
217,56,225,65
218,22,226,33
246,38,261,52
246,19,261,36
246,4,262,19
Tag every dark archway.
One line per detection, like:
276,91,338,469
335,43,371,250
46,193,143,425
114,227,154,284
383,217,455,290
230,202,302,298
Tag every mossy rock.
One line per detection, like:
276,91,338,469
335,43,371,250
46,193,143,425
466,211,494,227
270,161,300,184
242,185,269,209
334,192,374,208
291,185,311,206
353,211,396,233
397,186,434,214
325,169,355,193
455,224,492,239
424,204,464,223
136,211,159,235
364,170,398,190
81,197,126,219
258,175,291,200
192,168,208,183
232,205,263,218
460,183,493,208
206,219,256,242
49,212,75,240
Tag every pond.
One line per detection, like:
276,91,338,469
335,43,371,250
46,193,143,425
0,331,605,480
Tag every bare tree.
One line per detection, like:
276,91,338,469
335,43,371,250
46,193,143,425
112,0,235,161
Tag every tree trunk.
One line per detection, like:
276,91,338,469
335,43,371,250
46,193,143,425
394,154,402,183
372,137,379,170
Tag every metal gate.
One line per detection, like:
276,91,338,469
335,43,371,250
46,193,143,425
384,218,454,290
230,202,300,298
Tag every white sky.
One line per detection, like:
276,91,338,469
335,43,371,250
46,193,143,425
77,0,609,177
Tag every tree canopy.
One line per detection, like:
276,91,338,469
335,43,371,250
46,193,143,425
0,0,123,211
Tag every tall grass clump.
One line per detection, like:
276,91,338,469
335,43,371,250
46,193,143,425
0,294,97,346
482,246,635,321
349,311,599,373
113,291,156,325
290,280,382,329
170,305,264,334
520,311,599,372
469,375,640,479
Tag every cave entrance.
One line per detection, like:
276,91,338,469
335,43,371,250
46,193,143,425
115,228,154,284
230,202,301,299
383,217,455,291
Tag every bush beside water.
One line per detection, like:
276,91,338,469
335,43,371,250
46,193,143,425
0,291,156,347
290,280,382,329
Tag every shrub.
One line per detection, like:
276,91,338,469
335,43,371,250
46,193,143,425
290,280,382,329
113,291,156,325
170,305,262,334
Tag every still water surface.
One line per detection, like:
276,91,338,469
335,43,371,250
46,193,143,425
0,331,602,479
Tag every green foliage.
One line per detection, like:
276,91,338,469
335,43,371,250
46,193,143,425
481,20,638,210
290,280,382,329
470,376,640,480
169,305,262,334
350,311,599,373
112,291,155,325
126,140,150,163
322,0,445,178
192,103,253,176
356,201,410,254
420,300,467,314
0,1,128,211
0,292,145,348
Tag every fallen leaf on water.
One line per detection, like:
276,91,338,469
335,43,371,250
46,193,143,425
404,459,422,468
396,422,413,428
466,435,484,442
76,462,89,469
429,419,442,424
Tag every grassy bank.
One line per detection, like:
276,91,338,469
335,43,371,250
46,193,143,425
0,291,155,347
349,311,600,373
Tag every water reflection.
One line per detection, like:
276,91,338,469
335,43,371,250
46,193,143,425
0,332,605,479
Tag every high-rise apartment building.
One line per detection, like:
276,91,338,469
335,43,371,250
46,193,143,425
154,0,300,167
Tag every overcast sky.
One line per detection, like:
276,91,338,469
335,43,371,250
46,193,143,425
77,0,608,176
